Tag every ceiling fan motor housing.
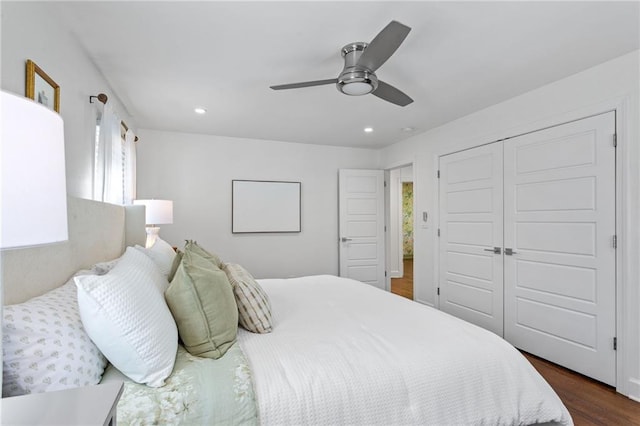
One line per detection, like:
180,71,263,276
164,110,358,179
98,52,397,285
337,42,378,96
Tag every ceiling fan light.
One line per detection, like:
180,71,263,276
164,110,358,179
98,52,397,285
341,81,374,96
337,69,378,96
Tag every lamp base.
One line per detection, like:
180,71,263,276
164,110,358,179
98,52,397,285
145,226,160,248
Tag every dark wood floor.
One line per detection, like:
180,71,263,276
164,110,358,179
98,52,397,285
524,352,640,425
390,258,413,300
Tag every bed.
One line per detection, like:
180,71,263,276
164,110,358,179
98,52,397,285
2,198,572,425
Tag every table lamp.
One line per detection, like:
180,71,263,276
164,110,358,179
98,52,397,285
133,199,173,247
1,90,68,249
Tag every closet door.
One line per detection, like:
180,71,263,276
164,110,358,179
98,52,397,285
439,143,504,336
503,112,616,386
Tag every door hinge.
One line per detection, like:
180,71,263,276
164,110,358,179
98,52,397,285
384,225,387,232
613,134,617,147
437,228,440,237
384,180,387,187
613,235,617,249
437,287,440,296
385,271,387,277
437,170,440,179
613,337,617,351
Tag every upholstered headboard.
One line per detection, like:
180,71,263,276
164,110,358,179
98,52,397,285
1,197,146,305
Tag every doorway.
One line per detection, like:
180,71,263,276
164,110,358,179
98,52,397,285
389,165,414,300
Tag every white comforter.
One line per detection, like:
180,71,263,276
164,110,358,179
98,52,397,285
237,275,572,426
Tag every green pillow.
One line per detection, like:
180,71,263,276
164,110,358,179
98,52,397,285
185,240,224,268
165,249,238,359
167,249,183,282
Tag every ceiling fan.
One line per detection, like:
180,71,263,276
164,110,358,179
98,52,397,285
270,21,413,107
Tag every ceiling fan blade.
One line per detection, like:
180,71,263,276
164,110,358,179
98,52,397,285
372,80,413,107
270,79,337,90
357,21,411,72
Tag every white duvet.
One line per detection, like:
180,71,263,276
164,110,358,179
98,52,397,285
237,275,572,426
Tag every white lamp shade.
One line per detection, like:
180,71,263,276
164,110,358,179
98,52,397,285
1,91,68,249
134,199,173,225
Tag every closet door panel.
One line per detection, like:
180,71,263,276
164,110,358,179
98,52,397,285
439,143,504,336
503,111,616,386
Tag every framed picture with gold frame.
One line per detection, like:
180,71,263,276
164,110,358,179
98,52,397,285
26,59,60,113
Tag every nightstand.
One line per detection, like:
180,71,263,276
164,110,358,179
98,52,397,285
1,381,124,425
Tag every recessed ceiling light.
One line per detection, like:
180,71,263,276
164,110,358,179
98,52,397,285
194,107,207,114
402,127,415,133
364,127,373,133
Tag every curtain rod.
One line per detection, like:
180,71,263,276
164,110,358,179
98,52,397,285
120,120,139,142
89,92,139,142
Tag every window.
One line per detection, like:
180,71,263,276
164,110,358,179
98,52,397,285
93,102,136,204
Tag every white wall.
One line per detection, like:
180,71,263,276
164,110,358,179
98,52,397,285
136,129,379,279
379,50,640,399
0,2,134,199
388,168,402,278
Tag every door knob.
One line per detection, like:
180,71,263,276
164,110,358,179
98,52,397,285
483,247,501,254
341,237,353,242
505,248,517,256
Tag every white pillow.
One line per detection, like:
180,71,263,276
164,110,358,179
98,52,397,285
2,271,107,397
75,247,178,387
91,257,120,275
135,237,176,278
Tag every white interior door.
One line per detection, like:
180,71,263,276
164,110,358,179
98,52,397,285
504,112,617,386
339,169,385,289
439,143,504,335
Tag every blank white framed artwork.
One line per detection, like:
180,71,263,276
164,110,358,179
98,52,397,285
232,180,301,233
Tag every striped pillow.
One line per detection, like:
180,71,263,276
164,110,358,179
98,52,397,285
223,263,272,333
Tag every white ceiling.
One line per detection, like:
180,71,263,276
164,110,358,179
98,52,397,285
53,1,639,149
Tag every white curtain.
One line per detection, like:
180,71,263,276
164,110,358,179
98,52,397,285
93,101,137,205
93,102,107,201
123,129,137,205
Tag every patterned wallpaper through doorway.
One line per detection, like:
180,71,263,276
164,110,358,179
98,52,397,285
402,182,413,258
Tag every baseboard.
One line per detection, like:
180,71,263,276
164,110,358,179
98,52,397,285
415,298,434,308
627,378,640,402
